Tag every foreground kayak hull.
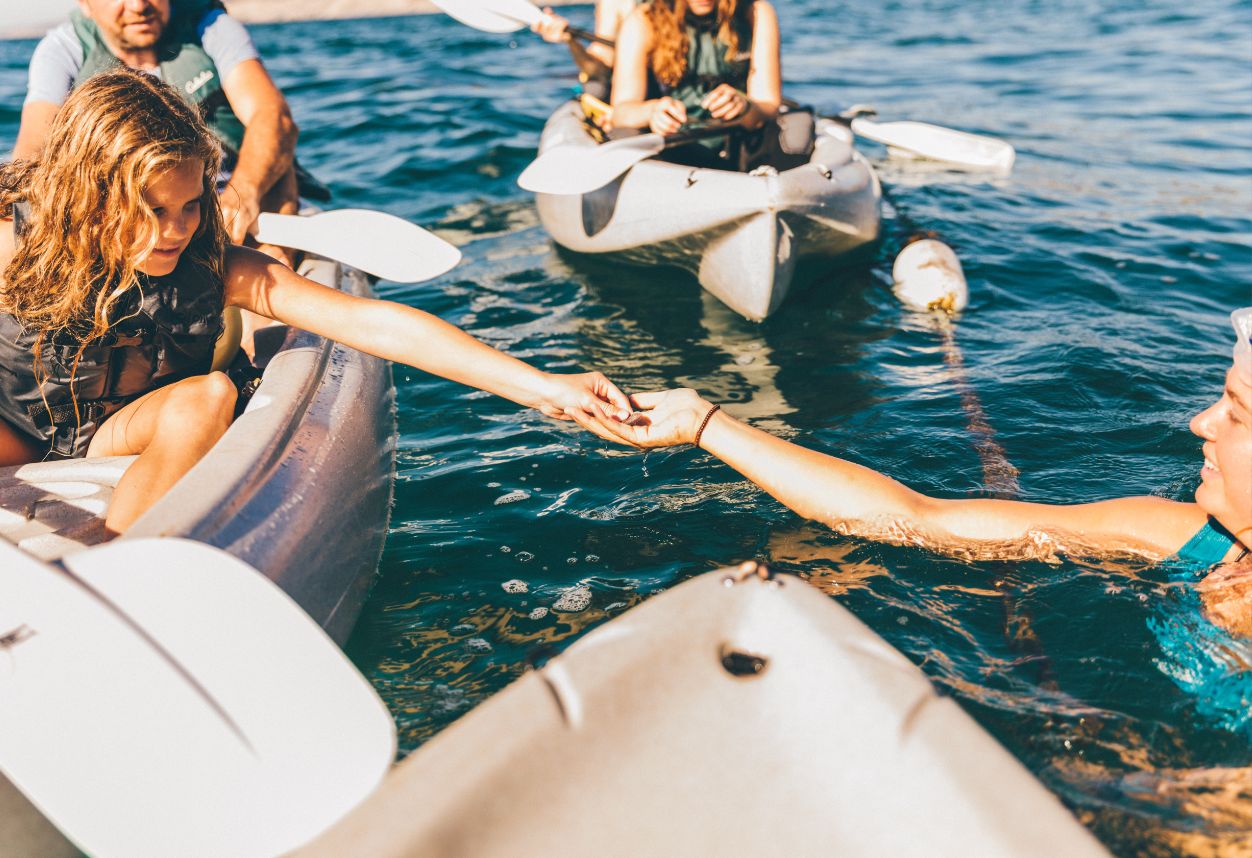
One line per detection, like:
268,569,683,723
297,567,1110,858
534,102,882,320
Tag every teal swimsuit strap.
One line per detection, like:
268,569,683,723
1175,518,1241,567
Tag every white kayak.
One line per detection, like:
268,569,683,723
296,565,1110,858
533,102,883,321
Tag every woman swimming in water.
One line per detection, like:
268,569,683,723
574,309,1252,634
0,69,630,534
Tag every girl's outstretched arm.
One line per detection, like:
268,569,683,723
574,388,1208,559
224,247,631,424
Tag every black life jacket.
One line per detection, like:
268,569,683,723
0,203,225,458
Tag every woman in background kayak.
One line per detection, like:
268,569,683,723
0,69,631,534
608,0,782,168
574,311,1252,629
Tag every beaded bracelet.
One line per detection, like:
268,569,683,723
693,404,721,449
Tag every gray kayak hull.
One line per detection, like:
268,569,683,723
534,102,882,320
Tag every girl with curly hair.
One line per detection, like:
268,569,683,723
0,69,630,533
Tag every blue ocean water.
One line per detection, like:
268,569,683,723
2,1,1250,853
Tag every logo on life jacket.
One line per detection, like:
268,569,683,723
185,69,215,95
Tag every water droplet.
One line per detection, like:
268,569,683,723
585,554,600,563
500,545,512,553
516,551,535,562
897,615,909,625
494,489,531,505
566,556,578,565
502,579,528,594
467,638,493,653
488,481,501,488
528,607,549,620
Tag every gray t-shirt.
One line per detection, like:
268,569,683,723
25,9,259,106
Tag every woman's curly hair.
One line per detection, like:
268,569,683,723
0,68,226,367
647,0,754,88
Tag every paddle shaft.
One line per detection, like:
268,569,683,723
566,25,614,47
661,118,746,148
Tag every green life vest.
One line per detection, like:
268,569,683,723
70,0,246,160
658,11,753,121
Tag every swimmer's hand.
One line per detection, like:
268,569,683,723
570,388,714,448
534,371,633,432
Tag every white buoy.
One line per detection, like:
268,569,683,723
891,239,969,313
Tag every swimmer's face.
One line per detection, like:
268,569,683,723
1190,365,1252,545
137,159,204,277
79,0,171,52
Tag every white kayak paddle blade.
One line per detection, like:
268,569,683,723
849,118,1016,173
427,0,543,33
0,538,396,858
518,134,667,195
255,209,462,283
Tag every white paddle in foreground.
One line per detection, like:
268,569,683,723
0,538,396,858
518,120,744,195
255,208,462,283
828,110,1015,173
428,0,613,44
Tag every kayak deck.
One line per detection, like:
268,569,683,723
297,567,1109,857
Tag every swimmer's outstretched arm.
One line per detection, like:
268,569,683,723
574,388,1209,559
224,247,630,427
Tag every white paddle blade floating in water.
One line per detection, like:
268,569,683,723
518,134,667,195
426,0,543,33
846,118,1015,173
255,209,462,283
0,538,396,858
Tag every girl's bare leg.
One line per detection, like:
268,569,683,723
88,372,237,533
0,418,42,467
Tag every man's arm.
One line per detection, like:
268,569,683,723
11,26,80,160
218,58,298,243
12,102,60,161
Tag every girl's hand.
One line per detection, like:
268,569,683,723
648,97,687,135
700,84,749,121
533,9,570,43
570,388,714,448
535,371,632,423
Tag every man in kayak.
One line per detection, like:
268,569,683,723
608,0,786,170
12,0,302,259
0,70,633,534
532,0,636,101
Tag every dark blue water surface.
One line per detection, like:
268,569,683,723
2,2,1250,853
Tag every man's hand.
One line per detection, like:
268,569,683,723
219,180,261,245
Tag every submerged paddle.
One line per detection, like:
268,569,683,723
255,209,462,283
518,120,744,195
827,108,1015,173
0,537,396,858
428,0,614,45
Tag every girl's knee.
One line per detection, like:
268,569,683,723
164,372,237,425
